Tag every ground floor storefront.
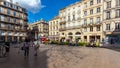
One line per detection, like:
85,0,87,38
105,34,120,44
83,34,102,43
0,36,25,42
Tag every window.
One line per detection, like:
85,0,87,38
7,17,10,21
90,18,93,24
90,9,93,14
84,3,87,8
17,6,19,10
106,24,110,30
10,4,13,8
77,10,81,14
13,11,16,16
116,0,120,6
0,15,4,21
106,11,111,19
14,19,16,23
97,17,100,23
97,26,100,31
77,17,81,20
84,28,87,32
90,27,93,32
107,1,111,8
1,23,5,28
0,7,3,13
8,24,11,29
0,24,1,28
90,0,93,6
14,5,17,9
116,9,120,17
84,11,87,16
4,2,6,6
68,16,70,21
84,19,87,25
72,15,75,21
97,0,101,4
7,9,10,14
97,7,101,13
115,23,120,29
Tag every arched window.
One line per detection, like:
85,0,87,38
68,32,73,35
75,32,81,35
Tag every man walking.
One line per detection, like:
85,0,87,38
23,38,30,57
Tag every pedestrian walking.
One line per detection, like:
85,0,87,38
33,39,40,56
4,42,10,56
22,38,30,57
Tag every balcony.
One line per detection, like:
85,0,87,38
0,27,8,30
105,29,120,34
94,22,102,26
8,33,13,36
14,33,19,36
88,23,94,26
77,17,81,20
0,4,27,14
59,21,66,25
82,24,87,27
115,16,120,18
106,17,111,20
1,33,7,36
66,25,81,30
0,11,23,19
106,7,111,9
116,4,120,7
114,29,120,32
43,31,48,33
59,27,66,31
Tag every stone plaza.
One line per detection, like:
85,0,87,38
0,44,120,68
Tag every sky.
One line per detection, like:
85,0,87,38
6,0,80,23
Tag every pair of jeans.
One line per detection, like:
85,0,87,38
24,47,29,56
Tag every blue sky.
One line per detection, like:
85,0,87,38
28,0,80,23
7,0,80,23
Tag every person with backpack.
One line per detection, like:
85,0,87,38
22,38,30,57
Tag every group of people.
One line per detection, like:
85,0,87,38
21,38,40,57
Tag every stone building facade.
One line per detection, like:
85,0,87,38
0,1,28,42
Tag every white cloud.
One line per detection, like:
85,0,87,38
6,0,45,13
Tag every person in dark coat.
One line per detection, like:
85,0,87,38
23,38,30,57
5,42,10,56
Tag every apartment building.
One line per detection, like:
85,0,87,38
49,16,59,41
59,2,82,42
58,0,104,43
103,0,120,44
0,1,28,42
49,0,120,44
29,19,49,40
81,0,103,43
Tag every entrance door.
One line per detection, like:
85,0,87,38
90,36,95,42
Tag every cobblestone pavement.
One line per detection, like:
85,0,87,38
0,44,120,68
